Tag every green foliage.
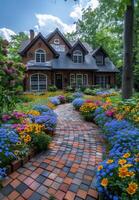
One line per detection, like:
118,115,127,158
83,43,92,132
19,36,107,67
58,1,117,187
48,85,57,92
8,32,28,62
65,0,139,90
0,38,25,115
31,132,52,152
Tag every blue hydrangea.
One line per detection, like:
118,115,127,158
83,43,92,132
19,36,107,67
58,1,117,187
72,98,85,110
49,97,60,106
33,104,51,113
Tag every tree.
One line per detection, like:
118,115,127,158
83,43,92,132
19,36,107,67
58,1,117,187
122,0,134,99
8,32,28,62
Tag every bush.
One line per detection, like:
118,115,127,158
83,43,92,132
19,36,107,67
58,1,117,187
33,105,51,113
84,88,94,95
72,98,85,110
58,95,66,104
73,92,83,98
49,97,60,106
66,86,74,92
48,85,57,92
32,132,52,152
65,95,74,102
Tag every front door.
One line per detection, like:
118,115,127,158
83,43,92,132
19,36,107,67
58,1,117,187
55,73,63,89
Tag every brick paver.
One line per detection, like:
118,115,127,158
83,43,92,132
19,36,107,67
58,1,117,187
1,104,103,200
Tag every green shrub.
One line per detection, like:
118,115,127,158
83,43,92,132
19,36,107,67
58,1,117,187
48,85,57,92
66,95,74,102
84,88,94,95
66,85,74,92
32,132,52,152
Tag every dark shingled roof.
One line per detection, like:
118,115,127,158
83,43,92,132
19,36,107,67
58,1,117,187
52,52,98,70
20,29,119,73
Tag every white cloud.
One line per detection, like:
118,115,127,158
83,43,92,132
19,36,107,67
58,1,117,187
70,0,99,20
35,14,76,34
0,28,16,41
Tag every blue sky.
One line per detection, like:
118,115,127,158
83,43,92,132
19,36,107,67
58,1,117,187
0,0,98,40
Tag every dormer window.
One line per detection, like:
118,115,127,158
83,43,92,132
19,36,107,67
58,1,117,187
73,50,83,63
96,55,104,65
35,49,46,63
54,39,60,45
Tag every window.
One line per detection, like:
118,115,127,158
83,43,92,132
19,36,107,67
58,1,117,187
83,74,88,86
70,74,76,87
30,74,47,91
35,49,46,63
54,38,60,45
73,50,83,63
96,56,103,65
95,75,110,88
76,74,83,87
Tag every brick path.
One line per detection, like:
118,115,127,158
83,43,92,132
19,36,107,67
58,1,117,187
0,104,103,200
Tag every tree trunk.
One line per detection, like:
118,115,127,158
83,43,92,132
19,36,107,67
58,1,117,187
122,0,134,99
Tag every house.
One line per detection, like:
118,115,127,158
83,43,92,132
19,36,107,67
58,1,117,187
19,28,119,92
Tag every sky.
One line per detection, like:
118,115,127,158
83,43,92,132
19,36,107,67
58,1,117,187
0,0,99,40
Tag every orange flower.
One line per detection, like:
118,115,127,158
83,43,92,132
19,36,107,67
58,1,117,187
118,159,127,165
101,178,108,187
97,165,103,171
118,167,128,178
106,159,114,164
123,153,131,158
126,182,138,195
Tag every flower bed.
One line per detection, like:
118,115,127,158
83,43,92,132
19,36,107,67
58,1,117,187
72,95,139,200
0,104,58,184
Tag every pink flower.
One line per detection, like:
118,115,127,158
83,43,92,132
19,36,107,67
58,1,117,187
105,109,115,117
2,114,11,122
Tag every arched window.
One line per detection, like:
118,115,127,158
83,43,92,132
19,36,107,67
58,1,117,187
30,73,47,91
35,49,46,63
73,50,83,63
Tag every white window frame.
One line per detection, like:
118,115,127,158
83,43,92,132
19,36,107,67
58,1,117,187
70,74,76,87
54,38,60,45
96,56,103,65
83,74,88,86
30,73,47,92
35,49,46,63
73,50,83,63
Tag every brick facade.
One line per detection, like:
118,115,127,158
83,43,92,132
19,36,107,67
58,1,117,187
21,29,118,91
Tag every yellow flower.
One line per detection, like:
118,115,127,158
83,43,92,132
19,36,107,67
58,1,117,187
106,159,114,164
118,159,127,165
123,153,131,158
101,178,108,187
97,165,103,171
118,167,128,178
27,110,40,116
126,182,138,195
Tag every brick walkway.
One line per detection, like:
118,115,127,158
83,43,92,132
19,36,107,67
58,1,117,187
0,104,103,200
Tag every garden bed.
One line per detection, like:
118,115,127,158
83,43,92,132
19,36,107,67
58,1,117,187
72,91,139,200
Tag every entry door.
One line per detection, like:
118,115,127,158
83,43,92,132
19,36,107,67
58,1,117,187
55,74,63,89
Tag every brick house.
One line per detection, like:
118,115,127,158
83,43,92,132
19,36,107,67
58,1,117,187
20,28,119,92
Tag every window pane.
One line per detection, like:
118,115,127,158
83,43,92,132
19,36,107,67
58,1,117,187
70,74,76,87
36,54,40,62
41,54,45,62
76,74,83,87
96,56,103,65
83,74,88,85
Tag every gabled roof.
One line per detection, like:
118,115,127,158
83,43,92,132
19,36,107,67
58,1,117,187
46,28,72,49
92,46,109,57
20,33,59,57
68,39,88,55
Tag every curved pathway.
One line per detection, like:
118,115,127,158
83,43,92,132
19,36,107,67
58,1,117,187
0,104,103,200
